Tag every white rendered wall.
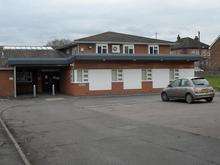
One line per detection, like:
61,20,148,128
179,69,195,79
123,69,142,89
89,69,112,90
152,69,170,88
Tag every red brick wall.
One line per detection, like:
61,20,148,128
77,43,171,55
0,70,14,97
60,61,194,96
60,69,154,96
74,61,194,69
210,39,220,70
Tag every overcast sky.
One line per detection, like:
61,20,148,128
0,0,219,45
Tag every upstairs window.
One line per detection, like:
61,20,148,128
96,44,108,54
71,69,89,83
169,69,179,82
149,45,159,54
142,69,152,81
123,45,134,54
112,69,123,82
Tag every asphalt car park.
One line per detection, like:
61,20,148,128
1,93,220,165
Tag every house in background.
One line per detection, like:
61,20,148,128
210,36,220,72
171,34,210,71
0,31,201,97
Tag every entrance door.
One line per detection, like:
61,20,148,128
42,72,60,94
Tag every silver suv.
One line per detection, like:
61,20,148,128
161,78,215,104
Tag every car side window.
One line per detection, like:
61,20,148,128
171,79,181,87
181,79,191,87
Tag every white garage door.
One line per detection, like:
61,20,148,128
124,69,142,89
152,69,170,88
89,69,112,91
179,69,195,79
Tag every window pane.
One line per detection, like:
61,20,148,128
97,46,102,54
112,69,117,81
169,69,175,81
117,69,123,81
171,79,181,87
129,48,134,54
125,46,129,54
102,48,107,54
142,69,147,80
150,47,154,54
77,69,82,82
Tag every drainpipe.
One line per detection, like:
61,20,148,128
13,66,17,98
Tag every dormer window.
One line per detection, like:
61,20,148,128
149,45,159,55
123,45,134,54
96,44,108,54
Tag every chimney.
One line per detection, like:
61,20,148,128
198,31,201,41
177,34,181,41
194,36,199,41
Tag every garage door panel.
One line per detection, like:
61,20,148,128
124,69,142,89
89,69,111,91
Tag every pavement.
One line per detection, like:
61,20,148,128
0,99,23,165
1,94,220,165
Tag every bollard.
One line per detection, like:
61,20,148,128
33,84,36,97
52,84,55,96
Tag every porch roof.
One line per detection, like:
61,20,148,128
7,54,203,66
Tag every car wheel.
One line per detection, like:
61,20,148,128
185,94,193,104
206,97,213,103
161,92,169,102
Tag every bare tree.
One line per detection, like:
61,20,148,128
46,39,72,49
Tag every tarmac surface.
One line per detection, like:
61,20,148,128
1,94,220,165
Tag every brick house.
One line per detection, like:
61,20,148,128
171,35,209,71
0,31,201,97
210,36,220,72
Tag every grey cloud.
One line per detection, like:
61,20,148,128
0,0,219,45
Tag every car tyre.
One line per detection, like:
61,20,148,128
161,92,169,102
206,97,213,103
185,93,193,104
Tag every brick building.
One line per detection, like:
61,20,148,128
171,35,209,71
210,36,220,72
0,31,201,97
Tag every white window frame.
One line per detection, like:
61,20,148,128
112,69,123,82
71,69,89,83
123,45,134,54
142,69,152,81
169,69,179,82
96,44,108,54
148,45,159,55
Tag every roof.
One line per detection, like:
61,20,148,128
210,35,220,48
0,46,69,67
172,37,209,50
75,31,173,44
7,54,202,66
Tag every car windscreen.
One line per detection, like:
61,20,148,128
191,78,209,86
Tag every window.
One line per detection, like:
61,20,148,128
71,69,88,83
181,79,192,87
96,44,108,54
123,45,134,54
170,79,181,87
112,45,120,53
149,45,159,54
169,69,179,82
17,71,32,83
112,69,123,82
142,69,152,81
